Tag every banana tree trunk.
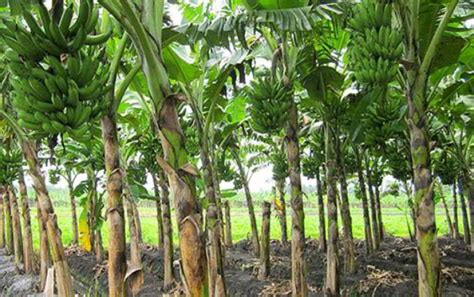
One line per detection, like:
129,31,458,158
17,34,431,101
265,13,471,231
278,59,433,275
18,169,34,273
462,173,474,252
121,164,144,294
373,161,384,241
36,194,49,290
325,125,339,296
257,201,271,280
365,156,380,250
125,192,142,251
3,187,13,254
211,162,226,251
374,185,384,240
337,160,355,274
285,100,307,296
223,200,232,247
199,129,226,296
407,101,441,296
95,230,104,263
125,195,142,257
233,150,260,256
132,199,142,243
355,149,373,255
87,172,96,254
22,141,74,296
66,179,79,245
8,186,23,267
206,205,226,296
437,182,453,237
152,174,164,249
101,115,127,297
155,96,208,296
93,187,104,263
276,179,288,243
402,1,458,293
404,180,417,242
0,189,4,249
458,178,471,245
452,181,460,239
157,168,175,290
315,167,326,253
124,190,144,295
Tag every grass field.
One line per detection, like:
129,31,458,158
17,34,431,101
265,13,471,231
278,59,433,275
29,205,460,251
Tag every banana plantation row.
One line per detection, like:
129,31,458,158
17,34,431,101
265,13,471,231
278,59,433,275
0,0,472,296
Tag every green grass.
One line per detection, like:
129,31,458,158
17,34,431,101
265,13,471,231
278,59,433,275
29,206,460,251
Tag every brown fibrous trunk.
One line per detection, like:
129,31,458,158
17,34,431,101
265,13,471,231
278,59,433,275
101,115,127,297
315,166,326,253
458,179,471,246
223,200,232,247
258,201,271,280
452,181,460,239
67,180,79,246
355,149,373,255
8,186,23,267
325,126,339,297
152,173,164,249
19,169,34,273
285,101,307,296
22,141,74,296
275,179,288,244
234,150,260,256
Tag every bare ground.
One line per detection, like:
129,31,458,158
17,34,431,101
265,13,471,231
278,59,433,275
65,236,474,296
1,236,473,296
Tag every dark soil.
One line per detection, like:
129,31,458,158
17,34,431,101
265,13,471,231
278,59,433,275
63,236,474,296
0,250,38,297
1,236,472,296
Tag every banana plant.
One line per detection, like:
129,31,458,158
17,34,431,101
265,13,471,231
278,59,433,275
97,1,211,294
216,116,269,258
0,5,76,291
296,6,362,289
363,97,407,246
433,81,473,248
391,0,466,294
50,146,81,246
178,42,251,293
269,138,289,244
301,130,326,252
125,114,177,290
237,2,332,292
385,134,416,241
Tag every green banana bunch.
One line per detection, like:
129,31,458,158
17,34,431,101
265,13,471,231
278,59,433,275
0,148,22,184
233,174,244,190
215,160,236,183
247,77,292,134
271,151,289,181
348,0,391,31
2,1,107,59
48,168,61,185
301,155,320,179
348,0,403,88
3,2,112,143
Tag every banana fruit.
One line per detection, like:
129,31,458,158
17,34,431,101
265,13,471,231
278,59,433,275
0,148,22,184
247,77,292,134
3,1,112,142
348,0,403,88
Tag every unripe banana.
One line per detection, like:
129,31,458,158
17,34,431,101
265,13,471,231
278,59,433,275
59,4,74,35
